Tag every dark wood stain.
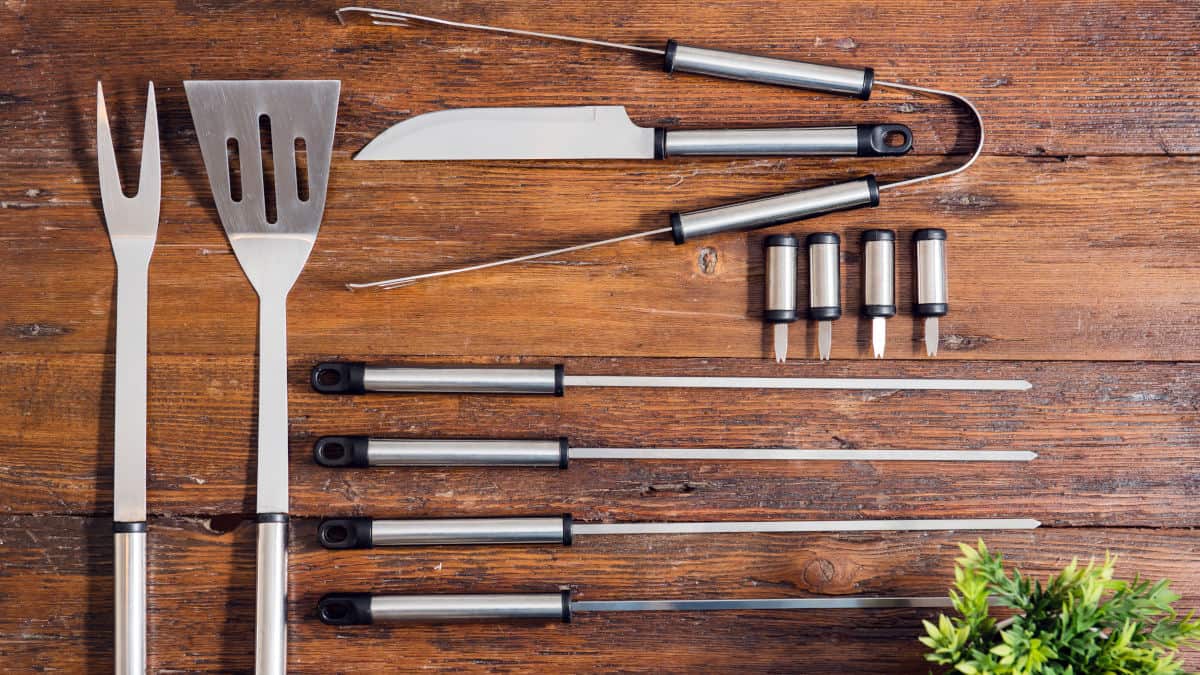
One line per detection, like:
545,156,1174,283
1,0,1198,672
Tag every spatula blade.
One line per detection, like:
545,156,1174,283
184,80,341,236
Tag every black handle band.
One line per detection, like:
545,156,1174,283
319,593,373,626
311,362,366,394
314,436,370,467
319,518,373,549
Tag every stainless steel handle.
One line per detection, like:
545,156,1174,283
311,362,563,395
313,436,567,468
318,593,571,625
670,177,880,244
863,233,896,314
665,42,874,99
319,516,571,549
663,125,910,157
916,233,948,306
807,235,841,313
255,518,288,675
114,527,146,675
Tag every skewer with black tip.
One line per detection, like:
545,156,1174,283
311,435,1037,467
317,515,1040,549
311,362,1033,394
318,590,965,626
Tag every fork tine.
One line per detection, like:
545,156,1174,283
136,82,161,204
96,81,126,205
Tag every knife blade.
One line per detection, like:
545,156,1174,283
355,105,911,160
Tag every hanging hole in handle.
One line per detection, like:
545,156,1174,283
321,601,349,622
311,363,364,394
313,437,347,466
318,519,364,549
322,524,349,545
859,124,913,156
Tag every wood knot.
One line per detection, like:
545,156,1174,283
799,557,839,590
697,247,718,275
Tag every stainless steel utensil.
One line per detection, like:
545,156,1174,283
185,80,340,675
319,591,976,626
311,435,1037,468
355,105,911,160
337,7,985,292
318,516,1040,549
98,81,160,675
311,362,1033,394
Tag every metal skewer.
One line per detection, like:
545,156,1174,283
336,7,985,291
319,590,974,625
311,362,1032,395
312,435,1037,468
318,516,1040,549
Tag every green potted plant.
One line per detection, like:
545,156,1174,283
921,541,1200,674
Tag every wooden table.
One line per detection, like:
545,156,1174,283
2,1,1198,672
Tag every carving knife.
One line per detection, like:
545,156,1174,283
317,516,1040,549
311,362,1033,394
355,105,912,161
320,590,976,625
312,435,1037,468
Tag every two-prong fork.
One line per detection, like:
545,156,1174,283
97,81,160,675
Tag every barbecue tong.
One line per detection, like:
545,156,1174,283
337,7,985,290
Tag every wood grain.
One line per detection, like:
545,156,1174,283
3,156,1200,361
1,516,1197,673
2,0,1199,671
3,354,1198,523
1,1,1198,159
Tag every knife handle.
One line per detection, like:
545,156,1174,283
670,176,880,244
318,516,573,549
311,362,565,396
665,41,874,99
313,436,568,468
114,523,146,675
658,125,910,158
319,592,572,625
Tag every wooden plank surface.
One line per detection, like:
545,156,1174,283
2,0,1198,672
1,516,1197,673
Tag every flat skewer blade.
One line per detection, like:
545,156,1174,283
571,518,1040,536
774,324,788,363
872,317,885,358
563,375,1032,391
818,321,832,360
572,448,1038,462
926,317,939,356
573,597,956,613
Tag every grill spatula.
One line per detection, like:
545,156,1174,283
185,80,340,675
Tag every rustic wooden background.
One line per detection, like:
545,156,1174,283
2,0,1198,672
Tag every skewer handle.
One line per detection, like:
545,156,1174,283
313,436,568,468
319,592,571,625
311,362,563,395
664,42,874,99
319,516,572,549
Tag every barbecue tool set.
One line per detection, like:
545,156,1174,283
93,5,1016,673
